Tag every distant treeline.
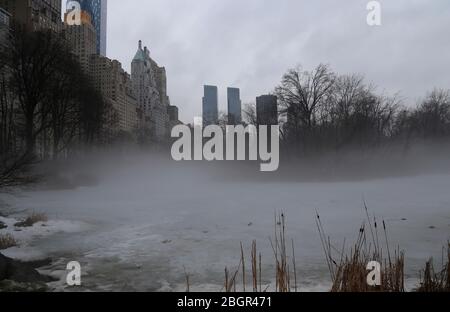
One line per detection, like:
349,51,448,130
244,64,450,157
0,27,116,186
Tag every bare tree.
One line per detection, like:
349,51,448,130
0,70,16,159
0,28,36,187
47,52,84,159
326,75,401,149
415,89,450,138
4,27,71,156
0,26,110,186
276,64,335,129
217,111,228,131
275,64,336,151
274,64,406,155
243,102,257,125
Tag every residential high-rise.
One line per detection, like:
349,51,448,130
63,11,97,73
0,0,62,32
227,87,242,125
131,40,170,141
202,85,218,127
67,0,107,56
168,105,179,123
168,105,182,131
89,55,138,133
256,95,278,126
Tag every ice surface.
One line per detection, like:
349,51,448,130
0,157,449,292
0,216,88,261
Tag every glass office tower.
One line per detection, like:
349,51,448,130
256,95,278,126
227,87,242,125
202,85,219,127
67,0,107,55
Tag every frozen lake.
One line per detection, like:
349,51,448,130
1,157,450,292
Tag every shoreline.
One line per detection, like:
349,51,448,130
0,213,444,293
0,211,89,292
1,173,449,292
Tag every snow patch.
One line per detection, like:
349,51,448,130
0,216,88,261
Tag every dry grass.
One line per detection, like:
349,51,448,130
183,266,190,292
317,203,405,292
417,243,450,292
14,212,48,228
0,233,18,250
183,208,448,293
220,209,406,292
269,213,297,292
221,213,297,293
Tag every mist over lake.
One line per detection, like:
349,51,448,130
1,149,449,292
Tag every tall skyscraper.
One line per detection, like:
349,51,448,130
227,87,242,125
132,40,170,141
168,106,179,123
0,0,62,32
63,10,97,73
67,0,107,56
89,55,138,133
168,105,182,132
256,95,278,126
202,85,219,127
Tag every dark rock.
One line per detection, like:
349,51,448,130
14,220,32,228
0,253,55,284
7,262,53,283
0,253,7,280
0,221,6,229
25,258,53,269
0,280,48,292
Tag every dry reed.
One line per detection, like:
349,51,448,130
221,212,297,292
182,209,448,293
317,204,405,292
417,243,450,292
14,212,48,228
0,233,18,250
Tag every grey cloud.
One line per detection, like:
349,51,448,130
85,0,449,122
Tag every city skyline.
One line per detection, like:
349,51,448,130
1,1,450,296
7,0,450,123
61,0,450,124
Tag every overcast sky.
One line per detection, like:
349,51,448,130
64,0,450,123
